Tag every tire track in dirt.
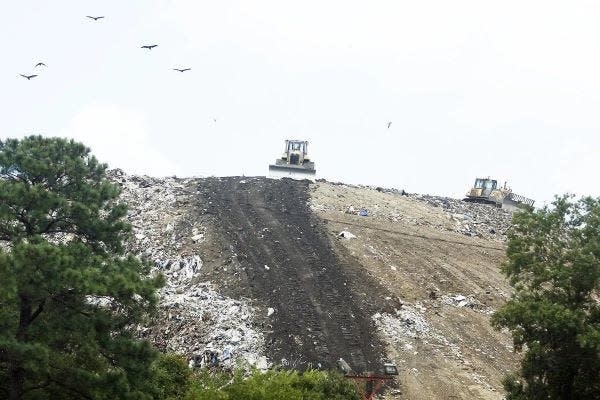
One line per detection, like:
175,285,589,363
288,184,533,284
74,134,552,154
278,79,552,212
198,177,389,371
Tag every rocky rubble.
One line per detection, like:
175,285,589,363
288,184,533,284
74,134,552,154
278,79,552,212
372,303,463,362
411,194,513,241
108,170,266,368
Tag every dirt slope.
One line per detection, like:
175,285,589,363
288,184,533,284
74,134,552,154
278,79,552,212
310,181,518,399
196,177,391,371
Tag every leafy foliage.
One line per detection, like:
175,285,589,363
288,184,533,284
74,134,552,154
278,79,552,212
0,136,163,399
183,367,359,400
151,354,192,400
492,195,600,399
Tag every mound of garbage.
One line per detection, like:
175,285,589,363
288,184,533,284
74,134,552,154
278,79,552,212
312,179,513,242
108,169,266,369
411,194,513,241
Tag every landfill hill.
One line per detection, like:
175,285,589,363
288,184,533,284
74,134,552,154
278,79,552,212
109,170,518,400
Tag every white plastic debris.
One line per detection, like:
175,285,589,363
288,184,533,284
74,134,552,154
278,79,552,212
106,170,266,369
267,307,275,317
255,356,269,371
338,231,356,239
191,233,205,243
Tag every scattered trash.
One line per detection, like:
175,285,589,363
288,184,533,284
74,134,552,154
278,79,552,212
414,195,512,240
373,304,463,361
267,307,275,317
441,294,492,314
310,180,512,242
338,231,356,239
191,233,205,243
107,169,266,370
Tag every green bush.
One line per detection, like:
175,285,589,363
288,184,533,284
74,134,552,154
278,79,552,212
152,354,191,400
156,362,359,400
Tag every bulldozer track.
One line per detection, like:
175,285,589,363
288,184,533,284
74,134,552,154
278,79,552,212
198,177,387,371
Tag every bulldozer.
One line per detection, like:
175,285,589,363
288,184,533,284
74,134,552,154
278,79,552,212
268,140,316,181
464,177,534,211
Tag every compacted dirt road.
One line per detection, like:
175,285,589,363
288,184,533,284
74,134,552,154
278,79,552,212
198,177,389,371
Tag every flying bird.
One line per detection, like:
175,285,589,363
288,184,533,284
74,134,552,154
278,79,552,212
34,62,47,68
141,44,158,50
20,74,38,80
173,68,191,72
86,16,104,21
387,121,392,129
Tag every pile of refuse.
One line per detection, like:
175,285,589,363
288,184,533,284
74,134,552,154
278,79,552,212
139,282,266,370
441,294,493,315
310,180,513,242
108,169,266,368
373,304,463,361
373,308,432,340
410,194,513,241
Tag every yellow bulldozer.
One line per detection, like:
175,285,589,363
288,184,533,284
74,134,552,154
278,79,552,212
268,140,316,181
464,177,534,211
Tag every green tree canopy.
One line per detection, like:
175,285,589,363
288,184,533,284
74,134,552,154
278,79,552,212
0,136,163,399
492,195,600,400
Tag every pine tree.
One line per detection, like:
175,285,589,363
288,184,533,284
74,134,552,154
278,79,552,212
492,195,600,399
0,136,163,399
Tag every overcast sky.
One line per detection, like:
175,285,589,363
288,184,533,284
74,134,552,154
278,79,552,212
1,1,599,205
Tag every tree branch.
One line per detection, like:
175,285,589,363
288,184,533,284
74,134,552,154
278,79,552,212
23,381,50,394
51,294,93,319
42,217,69,234
29,299,46,325
48,378,94,400
99,349,119,368
0,348,9,363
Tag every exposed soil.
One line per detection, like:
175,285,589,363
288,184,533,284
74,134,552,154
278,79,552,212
310,181,518,399
196,177,392,371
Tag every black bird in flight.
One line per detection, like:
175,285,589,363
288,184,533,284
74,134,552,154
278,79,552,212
387,121,392,129
141,44,158,50
34,62,47,68
173,68,191,72
20,74,38,80
86,16,104,21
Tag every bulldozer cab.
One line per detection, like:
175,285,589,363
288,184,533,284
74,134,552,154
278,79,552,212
288,141,305,152
285,140,307,165
473,178,497,197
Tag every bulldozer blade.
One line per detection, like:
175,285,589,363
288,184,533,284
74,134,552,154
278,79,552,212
502,193,535,211
268,164,316,181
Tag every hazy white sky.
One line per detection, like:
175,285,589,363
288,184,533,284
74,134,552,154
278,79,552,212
1,1,599,205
